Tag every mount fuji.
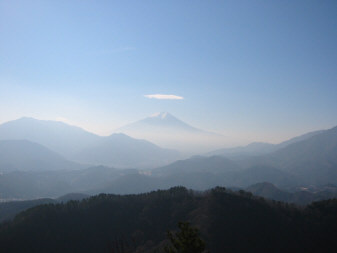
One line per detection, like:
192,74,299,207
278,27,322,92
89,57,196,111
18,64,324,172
115,112,232,153
117,112,206,133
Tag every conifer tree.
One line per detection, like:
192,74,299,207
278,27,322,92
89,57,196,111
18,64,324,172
164,222,206,253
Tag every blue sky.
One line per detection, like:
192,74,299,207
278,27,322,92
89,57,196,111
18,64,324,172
1,0,337,143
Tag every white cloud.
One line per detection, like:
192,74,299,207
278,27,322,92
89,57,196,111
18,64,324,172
144,94,184,100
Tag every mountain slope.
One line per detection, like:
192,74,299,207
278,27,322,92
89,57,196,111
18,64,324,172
0,198,56,222
208,129,324,158
267,126,337,184
246,182,337,205
237,126,337,185
73,133,180,168
0,193,89,222
0,117,100,158
153,155,240,176
208,142,277,158
0,140,82,172
0,118,180,168
0,166,134,200
152,155,297,189
246,182,292,202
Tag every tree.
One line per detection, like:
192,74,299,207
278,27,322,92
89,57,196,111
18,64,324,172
164,222,206,253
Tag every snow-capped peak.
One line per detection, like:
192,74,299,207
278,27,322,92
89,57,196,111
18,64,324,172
150,112,169,119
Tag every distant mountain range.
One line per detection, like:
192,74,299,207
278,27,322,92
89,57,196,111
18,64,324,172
153,155,240,176
116,112,233,153
246,182,337,205
0,165,133,199
73,133,179,169
207,129,324,158
260,125,337,185
0,117,99,157
148,125,337,189
0,117,180,169
150,156,297,190
0,116,337,203
0,140,83,172
118,112,203,133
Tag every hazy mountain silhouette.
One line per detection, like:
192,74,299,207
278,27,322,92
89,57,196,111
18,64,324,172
246,182,337,205
265,125,337,184
208,129,324,158
1,117,336,201
208,142,277,158
117,112,204,133
0,166,135,200
56,193,89,203
0,117,99,158
153,155,240,176
0,140,82,172
73,133,180,168
151,154,300,188
95,125,337,192
0,118,180,168
246,182,292,202
236,126,337,185
116,112,233,153
226,165,298,188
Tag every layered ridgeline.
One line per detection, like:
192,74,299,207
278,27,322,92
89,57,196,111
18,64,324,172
1,125,337,201
0,140,83,172
142,125,337,193
207,129,325,158
0,165,137,199
200,125,337,187
0,117,180,169
1,187,337,253
0,193,88,222
246,182,337,205
237,125,337,185
115,112,236,153
1,117,336,202
0,117,98,157
1,182,336,223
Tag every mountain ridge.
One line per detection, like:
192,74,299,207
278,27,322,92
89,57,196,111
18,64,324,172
0,140,83,172
1,187,337,253
208,128,327,158
0,118,180,169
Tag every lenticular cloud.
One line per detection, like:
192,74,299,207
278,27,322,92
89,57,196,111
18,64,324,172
144,94,184,100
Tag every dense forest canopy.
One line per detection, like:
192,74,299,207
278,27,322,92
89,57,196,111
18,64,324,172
1,187,337,253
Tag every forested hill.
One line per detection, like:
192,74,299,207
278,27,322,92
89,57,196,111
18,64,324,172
1,187,337,253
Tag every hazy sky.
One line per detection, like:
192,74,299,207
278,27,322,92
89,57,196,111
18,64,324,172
1,0,337,143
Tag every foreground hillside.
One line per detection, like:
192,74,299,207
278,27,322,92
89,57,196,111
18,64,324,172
1,187,337,253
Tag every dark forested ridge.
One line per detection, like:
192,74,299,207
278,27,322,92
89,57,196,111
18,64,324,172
0,193,89,223
1,187,337,253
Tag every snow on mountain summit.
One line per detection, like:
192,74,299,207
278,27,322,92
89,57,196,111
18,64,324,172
150,112,169,119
